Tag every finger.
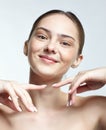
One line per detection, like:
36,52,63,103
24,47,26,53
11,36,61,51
70,74,88,93
52,78,74,88
3,85,22,112
0,98,19,111
14,87,36,112
20,84,47,90
71,90,77,104
0,93,17,111
76,82,103,93
77,84,91,93
69,82,87,94
67,90,76,106
18,88,37,112
67,93,72,106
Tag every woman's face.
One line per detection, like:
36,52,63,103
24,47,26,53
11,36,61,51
24,14,82,79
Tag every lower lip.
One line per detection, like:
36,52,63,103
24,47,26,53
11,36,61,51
40,57,56,64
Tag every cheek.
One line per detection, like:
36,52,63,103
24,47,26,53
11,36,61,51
61,49,78,65
28,40,43,53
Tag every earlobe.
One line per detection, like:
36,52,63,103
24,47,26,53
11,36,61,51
71,54,83,68
23,41,28,56
71,64,77,68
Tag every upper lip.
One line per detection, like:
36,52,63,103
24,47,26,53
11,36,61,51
39,55,59,63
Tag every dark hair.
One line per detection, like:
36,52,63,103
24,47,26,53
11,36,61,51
28,9,85,54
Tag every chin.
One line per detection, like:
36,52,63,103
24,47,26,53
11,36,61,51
38,70,61,80
31,65,63,79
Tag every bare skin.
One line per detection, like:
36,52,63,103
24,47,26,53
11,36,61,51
0,12,106,130
53,67,106,105
0,94,106,130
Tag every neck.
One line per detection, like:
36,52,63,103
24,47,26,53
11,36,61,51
29,69,62,85
29,69,67,111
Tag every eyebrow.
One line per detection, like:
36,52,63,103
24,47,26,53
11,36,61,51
35,27,75,41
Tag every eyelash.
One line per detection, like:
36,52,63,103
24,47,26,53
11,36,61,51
37,34,47,40
60,41,72,47
62,42,70,46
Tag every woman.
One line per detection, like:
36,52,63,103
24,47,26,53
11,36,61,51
0,9,106,130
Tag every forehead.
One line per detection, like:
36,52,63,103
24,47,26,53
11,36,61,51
36,14,78,41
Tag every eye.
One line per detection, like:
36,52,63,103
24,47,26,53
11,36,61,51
37,34,47,40
61,41,71,47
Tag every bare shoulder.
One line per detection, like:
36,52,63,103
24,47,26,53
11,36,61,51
82,95,106,108
78,95,106,115
81,95,106,129
66,96,106,130
66,95,106,117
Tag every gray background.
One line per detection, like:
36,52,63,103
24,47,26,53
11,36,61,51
0,0,106,96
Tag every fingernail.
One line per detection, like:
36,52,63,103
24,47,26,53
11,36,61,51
52,84,57,87
66,100,73,107
29,106,37,112
33,107,38,112
66,101,70,107
69,100,72,106
17,106,22,112
29,107,35,112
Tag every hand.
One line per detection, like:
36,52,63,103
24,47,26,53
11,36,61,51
52,67,106,106
0,80,46,112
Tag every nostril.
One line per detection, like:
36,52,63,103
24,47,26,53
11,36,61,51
44,45,57,54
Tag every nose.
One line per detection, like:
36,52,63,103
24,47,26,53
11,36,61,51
44,39,58,54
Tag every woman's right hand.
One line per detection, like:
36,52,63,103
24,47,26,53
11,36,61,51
0,80,46,112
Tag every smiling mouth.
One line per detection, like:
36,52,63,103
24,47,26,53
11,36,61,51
39,55,58,64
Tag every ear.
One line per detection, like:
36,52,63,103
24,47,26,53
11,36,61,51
23,41,28,56
71,54,83,68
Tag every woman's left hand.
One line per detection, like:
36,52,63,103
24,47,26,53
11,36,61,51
52,67,106,106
